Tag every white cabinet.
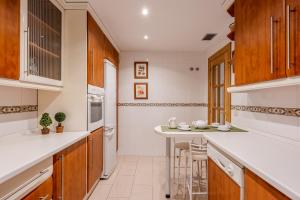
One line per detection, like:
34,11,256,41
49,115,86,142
20,0,64,87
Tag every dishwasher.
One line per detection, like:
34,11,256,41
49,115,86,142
0,157,53,200
207,143,244,200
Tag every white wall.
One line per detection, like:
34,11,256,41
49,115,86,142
38,10,88,132
0,86,37,137
205,38,300,142
118,51,207,156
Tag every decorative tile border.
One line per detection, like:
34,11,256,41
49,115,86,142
0,105,38,114
118,103,208,107
118,102,300,117
231,105,300,117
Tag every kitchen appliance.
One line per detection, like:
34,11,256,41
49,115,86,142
0,158,53,200
88,84,105,132
207,144,244,200
102,59,117,179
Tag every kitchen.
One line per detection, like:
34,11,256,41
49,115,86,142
0,0,299,200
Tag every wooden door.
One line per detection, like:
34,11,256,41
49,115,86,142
245,169,290,200
22,177,52,200
235,0,286,85
208,44,231,125
87,13,97,86
88,128,103,192
286,0,300,76
95,27,105,88
208,158,240,200
0,0,20,80
53,139,87,200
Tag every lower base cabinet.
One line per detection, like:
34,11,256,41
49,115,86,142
208,158,240,200
88,128,104,192
22,177,53,200
53,138,87,200
245,169,290,200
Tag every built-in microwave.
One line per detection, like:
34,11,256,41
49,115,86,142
88,84,105,132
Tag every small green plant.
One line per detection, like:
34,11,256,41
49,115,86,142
55,112,66,127
40,113,52,129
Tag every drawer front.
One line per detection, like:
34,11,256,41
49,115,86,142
22,176,53,200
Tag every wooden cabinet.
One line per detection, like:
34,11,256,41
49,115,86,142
87,128,104,192
87,13,104,88
235,0,286,86
22,177,53,200
0,0,63,86
53,139,87,200
208,158,240,200
0,0,20,80
286,0,300,76
245,169,290,200
87,12,119,87
104,37,119,66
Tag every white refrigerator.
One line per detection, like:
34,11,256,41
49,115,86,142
102,59,117,179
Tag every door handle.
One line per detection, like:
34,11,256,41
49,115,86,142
270,16,274,74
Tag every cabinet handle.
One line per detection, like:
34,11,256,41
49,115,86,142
287,5,297,69
92,49,95,81
92,138,94,168
24,27,30,75
58,155,64,200
39,194,49,200
270,16,274,74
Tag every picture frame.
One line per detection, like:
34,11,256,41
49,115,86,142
134,83,148,99
134,62,148,79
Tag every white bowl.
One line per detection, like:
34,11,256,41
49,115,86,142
178,124,190,129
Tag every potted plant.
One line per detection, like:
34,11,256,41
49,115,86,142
55,112,66,133
40,113,52,134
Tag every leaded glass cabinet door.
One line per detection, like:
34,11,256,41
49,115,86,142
21,0,63,86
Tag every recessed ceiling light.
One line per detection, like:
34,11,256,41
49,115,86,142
144,35,149,40
142,8,149,16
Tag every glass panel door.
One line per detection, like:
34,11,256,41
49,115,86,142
28,0,62,80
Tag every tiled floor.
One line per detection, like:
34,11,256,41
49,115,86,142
88,155,207,200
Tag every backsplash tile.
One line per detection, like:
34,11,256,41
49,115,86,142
231,105,300,117
0,86,38,136
0,105,38,114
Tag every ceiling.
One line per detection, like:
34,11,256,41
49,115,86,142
88,0,232,52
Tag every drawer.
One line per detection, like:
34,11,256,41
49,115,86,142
22,177,52,200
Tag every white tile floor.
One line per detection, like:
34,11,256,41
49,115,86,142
88,155,207,200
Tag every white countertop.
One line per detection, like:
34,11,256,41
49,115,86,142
154,125,300,200
0,130,90,184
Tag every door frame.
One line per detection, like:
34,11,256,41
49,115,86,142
208,43,232,124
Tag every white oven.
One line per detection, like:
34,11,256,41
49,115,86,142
88,84,105,132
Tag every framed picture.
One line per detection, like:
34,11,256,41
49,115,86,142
134,62,148,79
134,83,148,99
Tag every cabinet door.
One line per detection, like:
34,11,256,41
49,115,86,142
286,0,300,76
208,158,240,200
235,0,286,85
245,169,290,200
0,0,20,80
87,13,97,86
26,0,63,84
22,177,52,200
88,128,103,192
87,13,104,88
53,139,87,200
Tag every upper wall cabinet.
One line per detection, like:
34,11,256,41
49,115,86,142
286,0,300,76
87,13,104,88
0,0,63,88
21,0,64,86
235,0,286,86
0,0,20,80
